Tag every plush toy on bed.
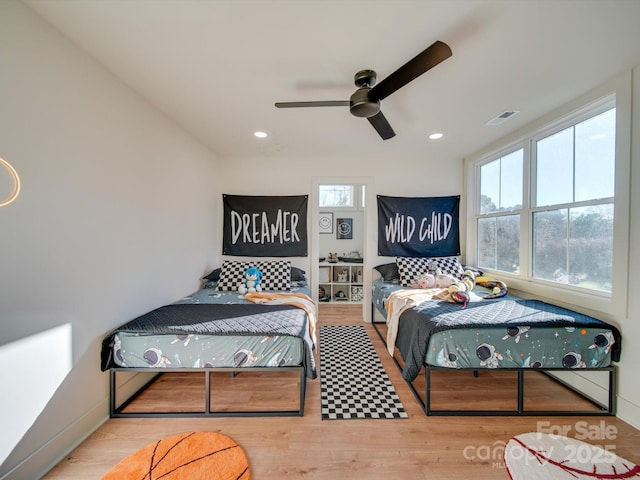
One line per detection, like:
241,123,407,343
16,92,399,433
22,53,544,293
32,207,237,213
411,269,460,289
448,271,509,306
238,266,263,295
475,275,508,299
411,272,436,289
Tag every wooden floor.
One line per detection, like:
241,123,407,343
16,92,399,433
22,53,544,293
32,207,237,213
44,304,640,479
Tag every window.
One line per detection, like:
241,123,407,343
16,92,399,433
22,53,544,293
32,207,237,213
477,149,523,274
532,108,616,292
319,185,354,208
319,184,366,209
472,95,621,298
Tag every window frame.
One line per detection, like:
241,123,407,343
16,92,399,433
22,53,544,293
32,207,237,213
476,146,526,274
318,184,365,211
465,73,631,317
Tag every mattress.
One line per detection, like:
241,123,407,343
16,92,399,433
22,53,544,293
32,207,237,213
113,332,303,369
104,283,315,377
372,279,621,381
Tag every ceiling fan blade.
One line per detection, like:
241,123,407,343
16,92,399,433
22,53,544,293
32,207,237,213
367,111,395,140
369,40,452,102
275,101,349,108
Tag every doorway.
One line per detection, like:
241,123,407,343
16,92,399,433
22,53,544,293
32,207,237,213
312,177,373,322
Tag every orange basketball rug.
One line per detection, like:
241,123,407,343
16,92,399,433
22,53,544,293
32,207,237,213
101,431,250,480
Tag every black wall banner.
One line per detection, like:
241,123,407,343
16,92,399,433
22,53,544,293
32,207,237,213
223,194,308,257
377,195,460,257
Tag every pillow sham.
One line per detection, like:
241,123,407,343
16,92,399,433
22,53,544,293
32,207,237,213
202,268,221,282
431,256,465,279
291,266,306,282
215,260,292,291
256,260,292,291
396,256,465,287
374,263,400,282
215,261,251,291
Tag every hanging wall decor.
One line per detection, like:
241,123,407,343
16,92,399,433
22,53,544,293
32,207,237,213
222,194,308,256
377,195,460,257
319,212,333,234
336,218,353,239
0,157,21,207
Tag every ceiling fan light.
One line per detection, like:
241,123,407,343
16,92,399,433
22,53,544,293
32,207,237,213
349,87,380,118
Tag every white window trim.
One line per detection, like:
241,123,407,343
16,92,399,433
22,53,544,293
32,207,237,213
465,72,631,318
318,184,365,211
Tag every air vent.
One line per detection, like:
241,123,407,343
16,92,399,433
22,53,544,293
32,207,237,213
486,110,520,126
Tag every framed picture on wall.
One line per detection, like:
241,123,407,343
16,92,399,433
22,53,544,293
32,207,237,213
319,212,333,234
337,218,353,239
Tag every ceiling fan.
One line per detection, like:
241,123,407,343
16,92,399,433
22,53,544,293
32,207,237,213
275,40,452,140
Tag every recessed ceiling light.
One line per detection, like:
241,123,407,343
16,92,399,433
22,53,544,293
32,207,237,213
254,131,268,138
429,132,443,140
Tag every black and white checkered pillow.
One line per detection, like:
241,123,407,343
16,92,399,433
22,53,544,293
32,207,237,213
431,256,465,279
256,260,291,291
396,256,465,286
216,260,251,291
215,260,292,291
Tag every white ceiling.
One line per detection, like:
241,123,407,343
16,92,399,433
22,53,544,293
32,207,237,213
23,0,640,162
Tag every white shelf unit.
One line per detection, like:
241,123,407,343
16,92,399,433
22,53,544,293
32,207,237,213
318,262,364,303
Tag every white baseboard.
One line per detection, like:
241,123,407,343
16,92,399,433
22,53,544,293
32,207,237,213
538,370,640,430
0,372,154,480
0,401,107,480
616,395,640,431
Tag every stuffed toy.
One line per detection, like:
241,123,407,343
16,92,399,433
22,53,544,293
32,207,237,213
475,275,508,299
447,271,508,307
411,268,507,308
434,271,460,288
411,272,436,289
412,269,466,289
446,270,477,306
238,266,263,294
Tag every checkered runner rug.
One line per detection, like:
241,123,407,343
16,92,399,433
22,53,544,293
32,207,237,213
320,325,408,420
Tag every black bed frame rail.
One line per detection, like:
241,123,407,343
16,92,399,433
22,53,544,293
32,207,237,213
370,310,617,417
110,366,306,418
423,365,616,417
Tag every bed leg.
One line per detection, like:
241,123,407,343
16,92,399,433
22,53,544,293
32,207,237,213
205,370,211,414
609,366,617,415
517,370,524,414
425,366,432,416
299,367,306,416
109,369,116,417
473,370,478,378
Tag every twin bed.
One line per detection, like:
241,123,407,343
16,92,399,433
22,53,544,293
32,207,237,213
371,258,622,416
101,252,622,418
101,260,317,417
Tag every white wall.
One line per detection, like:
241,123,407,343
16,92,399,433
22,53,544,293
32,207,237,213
0,2,219,478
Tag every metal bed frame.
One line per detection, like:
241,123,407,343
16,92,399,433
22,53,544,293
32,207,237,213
422,365,616,416
110,365,307,418
371,305,617,417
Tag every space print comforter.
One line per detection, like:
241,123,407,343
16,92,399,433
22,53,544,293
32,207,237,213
100,287,317,378
374,281,622,382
